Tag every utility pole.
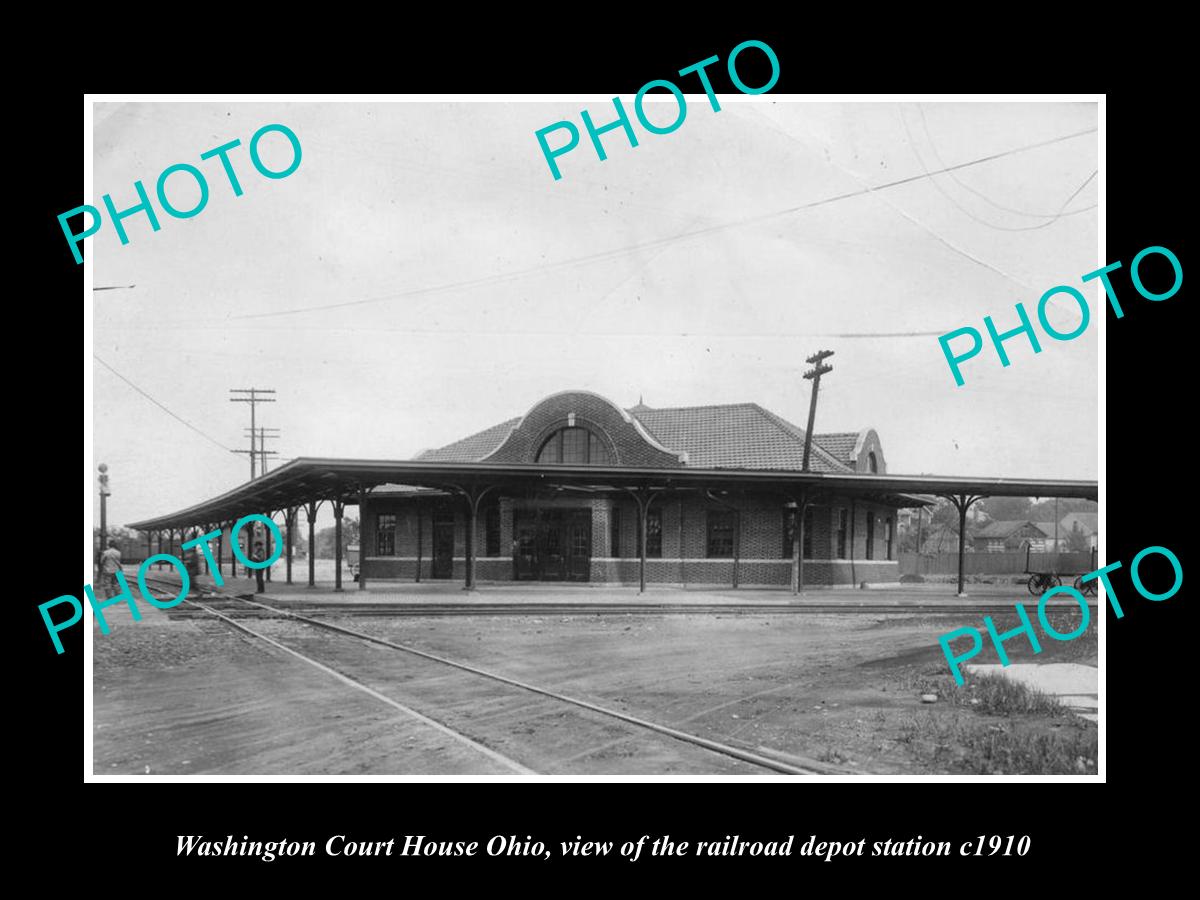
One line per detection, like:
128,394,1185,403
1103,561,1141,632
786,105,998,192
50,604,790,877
801,350,834,472
1054,495,1060,560
244,426,280,475
97,463,110,553
229,388,276,480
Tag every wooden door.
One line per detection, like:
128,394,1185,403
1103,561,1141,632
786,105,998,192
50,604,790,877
565,510,591,582
539,510,565,580
432,522,454,578
513,510,538,580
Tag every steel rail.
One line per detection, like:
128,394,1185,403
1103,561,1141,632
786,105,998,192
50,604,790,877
144,576,819,775
181,596,536,776
226,592,819,775
163,602,1095,618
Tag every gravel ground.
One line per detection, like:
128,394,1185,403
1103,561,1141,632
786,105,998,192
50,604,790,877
92,603,1098,775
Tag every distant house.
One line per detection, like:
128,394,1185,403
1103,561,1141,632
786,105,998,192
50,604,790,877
1060,512,1099,550
1033,522,1066,552
972,520,1052,553
919,523,964,555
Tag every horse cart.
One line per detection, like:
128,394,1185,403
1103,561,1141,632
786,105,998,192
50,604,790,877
1024,545,1098,597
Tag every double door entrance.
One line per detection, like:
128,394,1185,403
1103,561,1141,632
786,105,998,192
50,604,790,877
513,508,591,582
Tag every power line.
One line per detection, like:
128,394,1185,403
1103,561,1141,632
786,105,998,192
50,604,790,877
1055,170,1098,211
801,350,834,473
243,426,281,475
94,355,235,454
741,105,1042,293
917,104,1094,220
901,106,1097,233
230,389,276,480
230,125,1098,322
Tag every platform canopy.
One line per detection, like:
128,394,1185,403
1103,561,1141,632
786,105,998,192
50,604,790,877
126,456,1098,531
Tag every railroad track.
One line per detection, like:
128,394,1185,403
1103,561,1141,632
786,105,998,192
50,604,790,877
165,602,1091,618
140,575,836,777
142,571,1094,620
141,571,1094,620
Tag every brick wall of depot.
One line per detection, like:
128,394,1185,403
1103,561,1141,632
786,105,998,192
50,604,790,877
848,500,898,563
604,494,852,565
363,492,903,586
365,555,900,587
365,557,418,580
365,557,518,582
476,558,512,581
583,559,898,587
363,558,470,581
366,496,458,560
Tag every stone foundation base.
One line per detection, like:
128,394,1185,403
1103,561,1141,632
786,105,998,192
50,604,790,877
364,557,900,587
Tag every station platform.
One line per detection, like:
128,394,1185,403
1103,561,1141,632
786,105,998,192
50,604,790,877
165,570,1097,610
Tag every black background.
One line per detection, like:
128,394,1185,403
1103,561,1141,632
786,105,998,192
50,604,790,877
22,21,1189,886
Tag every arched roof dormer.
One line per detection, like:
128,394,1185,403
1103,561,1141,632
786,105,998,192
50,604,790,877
481,390,688,467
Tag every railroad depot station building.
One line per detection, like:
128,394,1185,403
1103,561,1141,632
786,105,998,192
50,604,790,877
129,389,1097,594
368,392,900,588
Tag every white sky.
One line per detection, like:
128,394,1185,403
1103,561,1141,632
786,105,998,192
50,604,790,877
92,99,1099,531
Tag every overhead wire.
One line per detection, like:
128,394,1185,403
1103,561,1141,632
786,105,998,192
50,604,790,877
902,105,1097,232
738,104,1040,293
917,103,1095,220
737,105,1102,339
93,355,238,455
224,125,1099,323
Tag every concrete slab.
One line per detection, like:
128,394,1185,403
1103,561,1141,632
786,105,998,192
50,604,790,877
966,663,1098,722
132,566,1100,610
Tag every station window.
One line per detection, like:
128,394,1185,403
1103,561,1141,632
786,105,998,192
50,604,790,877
707,510,735,558
865,512,875,560
376,514,396,556
885,516,894,561
647,508,662,558
485,504,501,557
536,426,613,465
636,507,663,558
783,508,815,559
837,509,848,559
610,507,622,558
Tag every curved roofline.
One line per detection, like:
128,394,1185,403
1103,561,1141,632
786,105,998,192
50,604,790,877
479,389,688,463
853,427,879,461
466,419,522,462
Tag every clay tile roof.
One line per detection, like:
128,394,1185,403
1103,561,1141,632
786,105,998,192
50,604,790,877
629,403,853,472
415,417,520,462
814,432,859,464
415,401,859,473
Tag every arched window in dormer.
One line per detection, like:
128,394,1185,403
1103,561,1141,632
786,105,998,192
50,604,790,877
867,451,879,473
536,427,612,465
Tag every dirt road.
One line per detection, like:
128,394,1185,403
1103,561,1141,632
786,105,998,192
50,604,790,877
93,603,1097,775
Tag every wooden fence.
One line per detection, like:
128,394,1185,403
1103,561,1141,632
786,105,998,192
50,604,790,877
899,550,1094,576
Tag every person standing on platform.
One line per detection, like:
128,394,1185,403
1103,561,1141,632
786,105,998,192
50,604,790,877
99,544,122,596
183,545,201,595
252,540,266,593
